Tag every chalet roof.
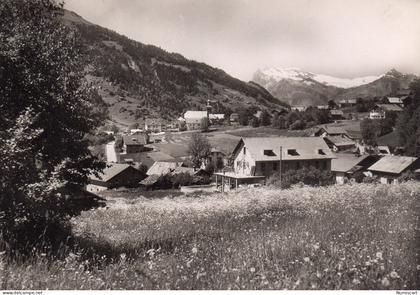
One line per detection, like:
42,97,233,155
317,105,329,109
184,111,208,119
209,114,225,120
387,97,404,104
325,136,356,147
339,99,357,104
368,155,418,174
376,130,400,147
331,154,370,173
140,174,161,186
210,147,225,155
316,125,349,136
375,104,403,112
330,110,344,115
147,161,183,176
171,167,196,175
123,133,148,145
234,137,335,162
89,163,135,182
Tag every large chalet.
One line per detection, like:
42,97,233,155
231,137,335,177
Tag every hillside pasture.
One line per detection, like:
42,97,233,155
2,182,419,290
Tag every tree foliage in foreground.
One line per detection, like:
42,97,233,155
0,0,105,253
188,133,211,168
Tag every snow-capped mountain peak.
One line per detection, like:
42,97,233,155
254,67,382,89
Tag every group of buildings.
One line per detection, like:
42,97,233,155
87,122,419,193
291,92,411,121
219,128,419,189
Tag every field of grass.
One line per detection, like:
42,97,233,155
2,182,419,290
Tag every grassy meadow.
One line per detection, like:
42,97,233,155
1,182,419,290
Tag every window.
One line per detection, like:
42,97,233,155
318,149,326,155
288,149,299,156
264,150,276,156
243,147,246,155
273,162,278,171
261,162,265,170
296,161,301,169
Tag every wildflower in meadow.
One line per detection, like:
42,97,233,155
192,247,198,254
389,271,399,279
250,267,256,273
303,257,310,263
376,252,383,260
120,253,126,261
381,277,390,287
352,278,361,285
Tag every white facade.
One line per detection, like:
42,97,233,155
233,145,256,175
86,184,107,193
369,111,385,119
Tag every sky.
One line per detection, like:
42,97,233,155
64,0,420,81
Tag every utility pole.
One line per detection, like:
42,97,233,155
279,146,283,188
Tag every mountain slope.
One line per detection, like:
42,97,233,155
62,10,287,126
253,67,417,106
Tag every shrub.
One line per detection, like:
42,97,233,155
397,170,417,182
171,173,194,188
268,166,334,189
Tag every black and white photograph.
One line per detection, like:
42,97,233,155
1,0,420,292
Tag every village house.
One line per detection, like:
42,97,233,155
184,110,208,130
338,99,357,108
145,118,166,133
330,109,345,120
232,137,335,177
202,147,226,171
146,161,184,176
367,155,419,184
291,106,307,112
316,105,329,110
214,137,335,190
313,125,351,139
130,128,143,135
331,154,379,184
122,133,148,154
230,113,239,123
323,136,356,152
369,104,403,119
386,97,404,107
86,163,146,192
209,114,225,125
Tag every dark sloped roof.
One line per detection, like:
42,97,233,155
89,163,135,182
140,174,161,186
325,136,356,147
317,125,348,136
331,154,370,173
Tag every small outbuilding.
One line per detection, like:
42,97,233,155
331,154,379,184
368,155,419,184
86,163,146,192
